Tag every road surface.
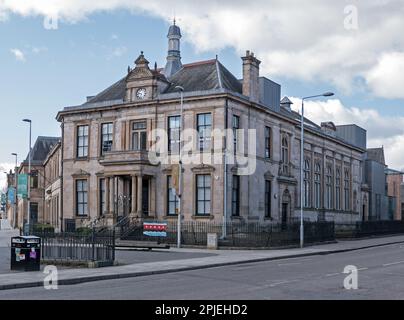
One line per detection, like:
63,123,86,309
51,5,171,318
1,243,404,300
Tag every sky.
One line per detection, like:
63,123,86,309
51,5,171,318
1,0,404,190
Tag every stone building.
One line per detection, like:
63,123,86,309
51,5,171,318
43,141,62,232
56,23,367,230
386,168,404,221
364,147,389,220
16,136,60,229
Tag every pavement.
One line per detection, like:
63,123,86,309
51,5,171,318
1,231,404,292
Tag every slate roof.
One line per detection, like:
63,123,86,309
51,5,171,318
24,136,61,165
168,24,181,37
280,96,293,105
84,59,242,106
86,78,126,104
164,60,242,93
367,147,385,165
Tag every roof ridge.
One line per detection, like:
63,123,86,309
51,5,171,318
215,59,223,89
182,59,217,68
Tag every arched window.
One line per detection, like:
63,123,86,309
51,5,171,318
335,168,341,210
314,163,321,209
303,159,311,208
344,168,351,211
326,165,333,209
281,135,289,174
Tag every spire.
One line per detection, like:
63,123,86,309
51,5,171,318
163,20,182,78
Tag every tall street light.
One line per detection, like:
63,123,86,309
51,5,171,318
23,119,32,235
175,86,184,249
300,92,334,248
11,153,18,229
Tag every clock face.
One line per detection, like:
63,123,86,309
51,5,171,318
136,88,147,100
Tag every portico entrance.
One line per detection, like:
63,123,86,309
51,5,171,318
103,174,154,222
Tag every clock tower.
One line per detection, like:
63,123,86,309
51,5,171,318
125,51,169,102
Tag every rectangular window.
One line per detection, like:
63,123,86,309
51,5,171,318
336,168,341,210
167,176,180,216
265,127,271,159
232,175,240,216
77,125,89,158
76,180,88,216
30,170,39,189
197,113,212,151
344,169,350,211
265,180,272,218
232,115,240,154
131,121,147,151
196,175,211,216
101,123,113,155
99,178,106,216
304,160,311,208
314,163,321,209
168,116,181,154
326,165,333,210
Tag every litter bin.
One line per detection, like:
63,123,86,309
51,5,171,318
11,236,41,271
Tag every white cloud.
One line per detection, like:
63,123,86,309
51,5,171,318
289,97,404,170
0,10,8,21
111,46,127,57
31,46,48,54
2,1,403,98
366,52,404,99
10,48,26,62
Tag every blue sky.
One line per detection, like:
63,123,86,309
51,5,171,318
1,2,404,183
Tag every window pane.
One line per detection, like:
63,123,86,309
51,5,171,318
140,132,147,150
197,201,205,215
198,188,205,200
133,132,138,150
169,202,176,215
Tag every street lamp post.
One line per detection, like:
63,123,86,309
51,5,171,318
11,153,18,229
23,119,32,235
300,92,334,249
175,86,184,249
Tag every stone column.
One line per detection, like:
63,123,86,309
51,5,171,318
131,175,137,215
150,176,156,218
105,177,110,215
137,175,143,217
110,176,115,215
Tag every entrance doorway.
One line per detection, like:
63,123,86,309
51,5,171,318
30,202,38,224
281,203,288,229
281,189,291,229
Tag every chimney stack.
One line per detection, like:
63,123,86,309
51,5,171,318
242,50,261,102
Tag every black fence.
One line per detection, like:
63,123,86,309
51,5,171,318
336,220,404,238
33,229,115,264
120,220,335,248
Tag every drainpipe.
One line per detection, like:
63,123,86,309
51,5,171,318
60,120,64,232
222,98,229,239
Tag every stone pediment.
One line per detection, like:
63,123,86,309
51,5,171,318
127,51,153,81
72,169,90,178
126,67,153,81
191,164,216,173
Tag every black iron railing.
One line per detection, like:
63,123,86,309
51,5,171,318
33,229,115,263
121,220,335,248
335,220,404,238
